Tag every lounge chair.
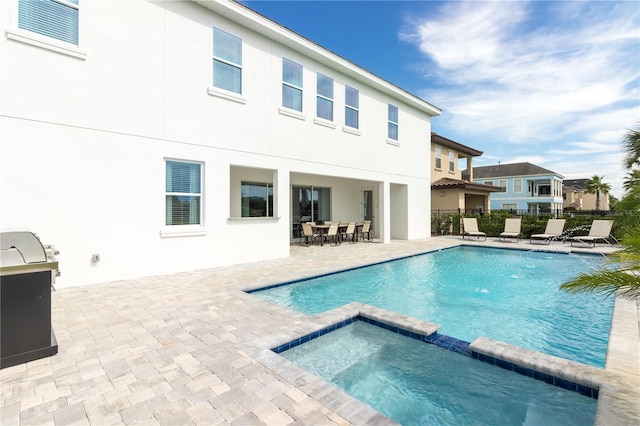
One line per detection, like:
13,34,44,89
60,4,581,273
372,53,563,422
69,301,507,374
462,218,486,241
570,220,615,247
499,218,522,242
530,219,565,245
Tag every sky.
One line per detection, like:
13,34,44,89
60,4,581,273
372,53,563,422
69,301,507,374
243,0,639,198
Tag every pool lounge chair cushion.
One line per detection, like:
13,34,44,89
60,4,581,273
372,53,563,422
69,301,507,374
530,219,565,245
499,218,522,242
462,218,486,241
570,220,615,247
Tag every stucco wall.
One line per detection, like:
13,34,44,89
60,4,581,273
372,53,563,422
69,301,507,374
1,0,436,287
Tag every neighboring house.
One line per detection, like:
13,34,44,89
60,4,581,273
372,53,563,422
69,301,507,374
563,179,610,211
472,162,564,214
430,133,501,212
0,0,441,287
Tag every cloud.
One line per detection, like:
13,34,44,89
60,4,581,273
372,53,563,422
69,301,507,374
401,0,639,198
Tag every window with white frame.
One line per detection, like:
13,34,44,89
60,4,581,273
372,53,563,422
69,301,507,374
435,146,442,169
282,58,303,112
449,151,455,172
388,104,398,140
502,203,517,211
241,182,273,217
345,85,359,129
18,0,79,45
212,27,242,94
499,179,507,192
166,160,202,226
513,178,522,193
316,73,333,121
484,180,494,186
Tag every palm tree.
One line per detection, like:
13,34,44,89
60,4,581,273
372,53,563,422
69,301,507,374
623,169,640,193
622,123,640,169
584,175,611,210
560,224,640,300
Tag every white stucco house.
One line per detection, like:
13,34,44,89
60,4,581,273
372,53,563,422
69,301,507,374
0,0,441,287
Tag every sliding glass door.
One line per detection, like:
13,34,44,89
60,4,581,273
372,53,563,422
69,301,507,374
292,186,331,238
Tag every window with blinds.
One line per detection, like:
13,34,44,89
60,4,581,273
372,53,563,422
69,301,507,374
345,85,359,129
165,160,202,226
213,27,242,94
282,58,303,112
316,73,333,121
388,104,398,140
18,0,79,45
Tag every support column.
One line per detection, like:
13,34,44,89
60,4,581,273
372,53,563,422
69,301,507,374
274,168,290,237
379,180,391,244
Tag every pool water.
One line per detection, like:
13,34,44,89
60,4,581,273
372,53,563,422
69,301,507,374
281,321,597,426
254,246,613,367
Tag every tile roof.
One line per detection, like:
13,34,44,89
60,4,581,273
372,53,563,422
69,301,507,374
472,162,563,179
431,177,502,192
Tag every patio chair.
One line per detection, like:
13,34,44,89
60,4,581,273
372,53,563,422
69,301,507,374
530,219,565,245
300,223,319,246
325,223,341,246
340,222,357,243
360,220,373,241
499,218,522,242
570,220,615,247
462,218,486,241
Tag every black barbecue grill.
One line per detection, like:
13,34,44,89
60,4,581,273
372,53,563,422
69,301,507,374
1,231,59,368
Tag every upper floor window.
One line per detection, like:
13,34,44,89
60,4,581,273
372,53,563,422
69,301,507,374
449,151,455,172
435,146,442,169
499,179,507,192
484,180,494,186
345,85,359,129
213,27,242,94
241,182,273,217
18,0,79,45
513,178,522,193
166,160,202,226
388,104,398,140
282,58,303,112
316,73,333,121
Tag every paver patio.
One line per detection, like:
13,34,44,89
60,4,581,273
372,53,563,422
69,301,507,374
1,237,638,425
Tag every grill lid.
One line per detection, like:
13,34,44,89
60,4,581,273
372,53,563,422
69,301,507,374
1,231,47,265
0,231,58,276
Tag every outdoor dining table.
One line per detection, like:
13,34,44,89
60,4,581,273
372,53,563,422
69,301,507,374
311,223,364,245
311,224,330,246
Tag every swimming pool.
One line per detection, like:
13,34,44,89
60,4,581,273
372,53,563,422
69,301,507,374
279,320,597,425
253,246,613,367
